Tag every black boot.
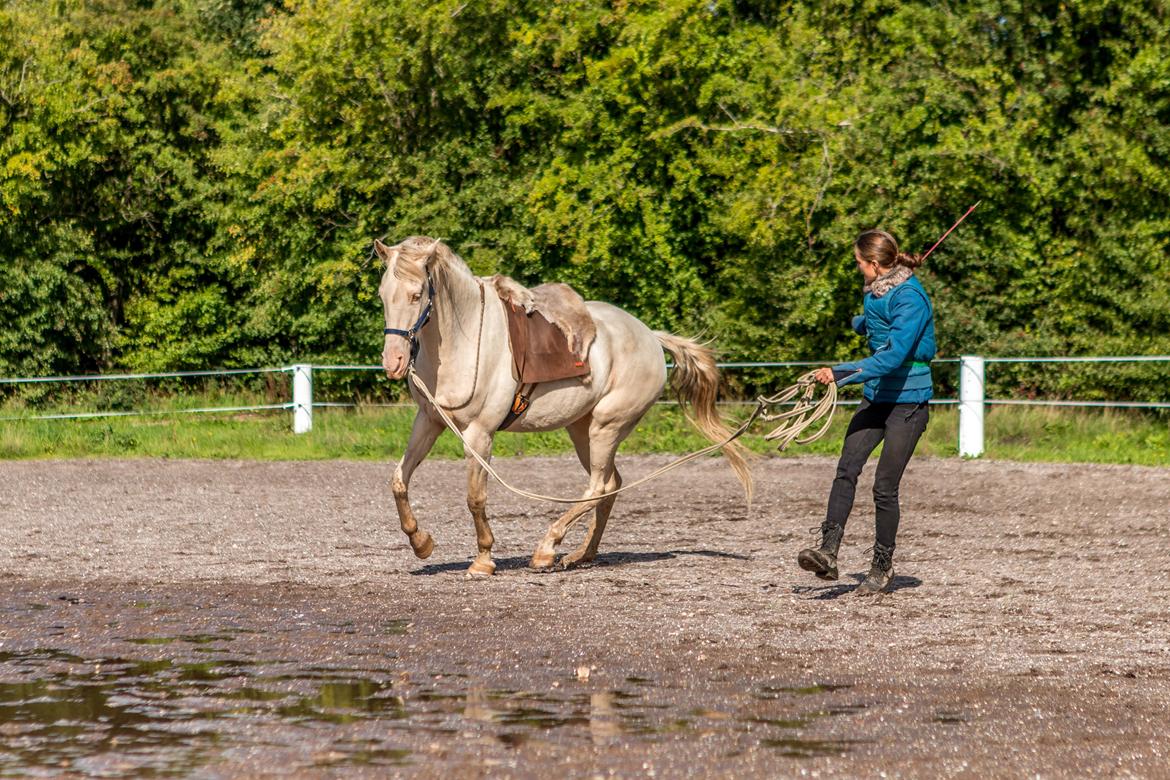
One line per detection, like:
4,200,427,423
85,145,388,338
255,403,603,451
797,523,844,581
855,541,894,596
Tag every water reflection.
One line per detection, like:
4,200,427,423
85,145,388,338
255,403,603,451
761,736,865,757
0,649,409,776
589,691,621,743
0,647,868,776
124,634,236,646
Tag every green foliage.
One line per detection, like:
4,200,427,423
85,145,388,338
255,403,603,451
1,0,1168,407
0,0,252,375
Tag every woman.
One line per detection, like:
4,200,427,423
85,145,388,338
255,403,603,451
799,229,935,596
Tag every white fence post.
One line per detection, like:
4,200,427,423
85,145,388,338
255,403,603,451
959,355,985,458
292,364,312,434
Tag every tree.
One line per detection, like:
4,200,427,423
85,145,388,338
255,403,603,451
2,0,1167,403
0,0,256,374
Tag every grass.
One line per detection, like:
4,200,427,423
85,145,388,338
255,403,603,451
1,391,1167,465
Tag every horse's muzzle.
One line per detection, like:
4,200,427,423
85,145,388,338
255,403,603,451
382,348,408,380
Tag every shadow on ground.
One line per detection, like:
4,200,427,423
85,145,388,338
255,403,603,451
791,574,923,600
410,548,750,576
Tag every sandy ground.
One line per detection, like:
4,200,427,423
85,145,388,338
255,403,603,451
1,455,1169,778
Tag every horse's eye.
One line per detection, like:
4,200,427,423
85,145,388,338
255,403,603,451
410,293,421,303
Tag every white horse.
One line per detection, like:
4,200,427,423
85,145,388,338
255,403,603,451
377,236,751,575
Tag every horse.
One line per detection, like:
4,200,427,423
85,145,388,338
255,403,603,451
376,235,752,575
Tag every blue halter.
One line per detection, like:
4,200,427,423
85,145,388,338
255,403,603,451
383,274,435,364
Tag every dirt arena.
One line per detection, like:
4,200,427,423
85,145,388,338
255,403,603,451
1,455,1168,778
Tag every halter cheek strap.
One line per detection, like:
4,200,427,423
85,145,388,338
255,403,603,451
384,274,435,363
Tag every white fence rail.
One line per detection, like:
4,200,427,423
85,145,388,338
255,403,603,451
2,356,1168,457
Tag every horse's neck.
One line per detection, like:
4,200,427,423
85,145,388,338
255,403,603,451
418,265,486,407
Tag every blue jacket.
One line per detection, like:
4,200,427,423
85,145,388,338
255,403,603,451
833,274,935,404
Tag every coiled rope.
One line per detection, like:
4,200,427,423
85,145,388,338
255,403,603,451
407,368,837,505
756,374,839,450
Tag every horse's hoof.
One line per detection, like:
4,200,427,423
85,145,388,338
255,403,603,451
467,558,496,577
411,531,435,559
558,553,595,571
529,552,556,570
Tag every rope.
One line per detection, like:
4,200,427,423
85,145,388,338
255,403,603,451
406,368,836,504
757,373,838,450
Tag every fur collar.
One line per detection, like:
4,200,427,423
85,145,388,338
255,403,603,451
866,265,914,298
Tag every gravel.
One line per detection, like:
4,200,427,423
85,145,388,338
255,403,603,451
1,455,1168,777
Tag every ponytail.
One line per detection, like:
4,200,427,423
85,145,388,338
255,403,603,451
895,251,924,269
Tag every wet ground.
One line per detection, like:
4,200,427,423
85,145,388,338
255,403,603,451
1,456,1168,778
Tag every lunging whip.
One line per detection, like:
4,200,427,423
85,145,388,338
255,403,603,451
922,201,981,260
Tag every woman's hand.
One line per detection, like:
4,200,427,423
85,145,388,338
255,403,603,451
813,367,836,385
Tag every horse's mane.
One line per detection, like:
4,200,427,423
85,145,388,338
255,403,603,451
389,236,469,286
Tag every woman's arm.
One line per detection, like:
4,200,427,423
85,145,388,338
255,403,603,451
814,313,871,385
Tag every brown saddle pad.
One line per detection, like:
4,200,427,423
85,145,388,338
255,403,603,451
500,301,591,384
496,288,593,385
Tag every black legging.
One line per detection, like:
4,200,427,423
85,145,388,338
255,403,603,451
825,399,929,549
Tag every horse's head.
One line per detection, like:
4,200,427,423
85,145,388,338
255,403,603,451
374,236,439,379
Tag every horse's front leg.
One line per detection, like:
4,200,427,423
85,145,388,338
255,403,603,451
463,425,497,576
392,410,445,559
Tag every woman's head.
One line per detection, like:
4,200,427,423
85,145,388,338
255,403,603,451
853,230,923,283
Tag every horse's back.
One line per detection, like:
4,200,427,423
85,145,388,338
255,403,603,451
585,301,668,411
585,301,664,359
498,300,666,433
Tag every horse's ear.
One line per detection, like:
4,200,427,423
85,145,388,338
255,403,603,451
373,238,395,263
424,237,448,267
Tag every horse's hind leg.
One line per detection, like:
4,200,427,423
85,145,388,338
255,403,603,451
531,496,602,570
529,418,593,569
463,425,498,577
531,420,624,570
561,466,621,569
393,411,445,559
561,413,641,568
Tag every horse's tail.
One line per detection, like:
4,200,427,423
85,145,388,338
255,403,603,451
654,332,754,508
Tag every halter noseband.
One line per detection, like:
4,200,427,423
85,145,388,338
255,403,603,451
383,273,435,364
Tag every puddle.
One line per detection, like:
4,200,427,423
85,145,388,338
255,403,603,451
761,736,867,757
0,650,869,776
745,682,871,756
381,619,411,635
124,634,236,646
0,649,410,776
497,731,528,748
312,742,411,767
271,679,406,724
755,683,853,699
746,715,817,729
